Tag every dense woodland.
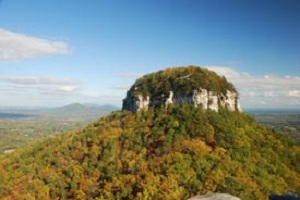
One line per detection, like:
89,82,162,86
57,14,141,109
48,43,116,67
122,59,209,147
128,66,236,98
0,67,299,199
0,105,299,199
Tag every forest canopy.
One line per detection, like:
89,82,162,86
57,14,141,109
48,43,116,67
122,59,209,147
0,105,299,199
130,66,237,97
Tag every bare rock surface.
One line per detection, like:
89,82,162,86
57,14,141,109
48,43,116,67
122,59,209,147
188,193,240,200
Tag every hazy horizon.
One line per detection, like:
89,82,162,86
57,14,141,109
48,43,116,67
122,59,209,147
1,102,300,111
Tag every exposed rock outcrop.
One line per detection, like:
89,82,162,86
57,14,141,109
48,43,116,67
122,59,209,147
188,193,241,200
122,66,242,113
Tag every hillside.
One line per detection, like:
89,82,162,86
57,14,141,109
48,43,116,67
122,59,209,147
0,66,299,199
0,106,299,199
42,103,119,116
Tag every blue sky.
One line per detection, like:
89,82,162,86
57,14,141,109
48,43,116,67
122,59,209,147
0,0,299,108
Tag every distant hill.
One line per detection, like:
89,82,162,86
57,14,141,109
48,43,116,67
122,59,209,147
59,102,87,111
0,66,299,199
44,103,119,116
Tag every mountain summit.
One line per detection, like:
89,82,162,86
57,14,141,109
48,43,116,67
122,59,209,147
123,66,241,113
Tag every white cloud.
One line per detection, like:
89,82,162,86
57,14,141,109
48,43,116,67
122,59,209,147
0,76,79,96
112,72,141,92
0,75,82,107
289,90,300,97
206,66,300,108
0,75,125,107
116,73,143,79
0,76,77,85
57,86,77,92
111,84,131,90
207,66,241,79
0,29,70,60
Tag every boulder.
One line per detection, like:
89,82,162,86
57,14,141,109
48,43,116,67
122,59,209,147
188,193,240,200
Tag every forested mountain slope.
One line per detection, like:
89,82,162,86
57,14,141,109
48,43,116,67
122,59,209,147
0,66,299,200
0,105,299,199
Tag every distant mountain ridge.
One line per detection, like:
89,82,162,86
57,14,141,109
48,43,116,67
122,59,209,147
60,103,86,110
41,103,119,115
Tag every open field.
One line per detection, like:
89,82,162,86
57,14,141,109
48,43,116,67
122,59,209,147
247,109,300,142
0,104,117,153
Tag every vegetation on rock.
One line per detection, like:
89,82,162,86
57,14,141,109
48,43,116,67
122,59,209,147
128,66,237,98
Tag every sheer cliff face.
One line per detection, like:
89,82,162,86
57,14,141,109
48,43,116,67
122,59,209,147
122,66,242,113
122,88,241,113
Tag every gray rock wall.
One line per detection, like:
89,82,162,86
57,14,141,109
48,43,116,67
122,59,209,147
122,87,241,113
